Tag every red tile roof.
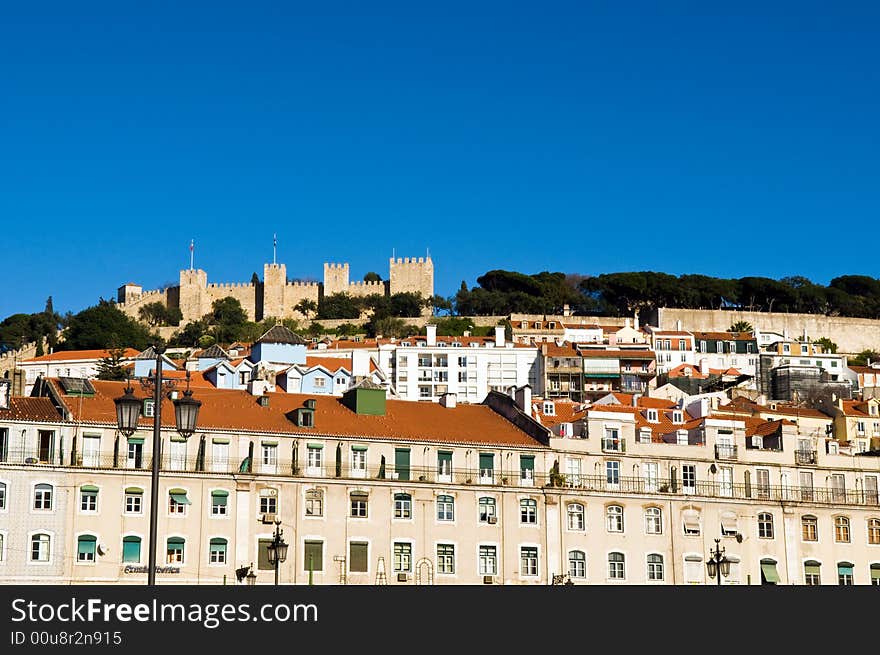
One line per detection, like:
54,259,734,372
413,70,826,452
158,370,216,389
23,348,140,363
48,379,547,448
0,397,63,422
532,400,588,428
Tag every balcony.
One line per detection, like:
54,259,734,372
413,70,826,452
601,437,626,453
714,444,738,461
795,449,818,465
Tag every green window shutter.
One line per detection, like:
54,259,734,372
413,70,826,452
520,455,535,471
349,542,368,573
258,539,273,570
77,535,97,555
351,446,367,452
122,537,141,563
209,538,227,546
479,453,494,470
438,451,452,464
871,565,880,581
167,537,185,546
304,540,323,572
80,485,99,494
169,489,191,505
804,562,821,576
395,448,411,481
308,443,324,449
124,487,144,494
761,561,780,583
127,437,145,445
262,441,279,447
211,490,229,506
838,563,854,576
212,438,230,444
170,435,187,443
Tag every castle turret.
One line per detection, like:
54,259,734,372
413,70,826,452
263,263,287,320
323,262,350,296
178,269,209,323
389,256,434,314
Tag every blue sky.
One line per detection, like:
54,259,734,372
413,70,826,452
1,1,878,318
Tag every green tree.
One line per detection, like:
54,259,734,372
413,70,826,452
138,302,172,327
363,272,382,283
728,321,753,333
96,346,130,381
366,316,411,338
815,337,838,354
294,299,318,319
306,321,326,338
317,293,361,320
428,316,476,336
848,350,880,367
206,297,249,343
389,292,424,318
168,319,210,347
61,300,154,351
335,323,361,337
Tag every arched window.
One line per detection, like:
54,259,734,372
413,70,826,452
567,503,585,531
868,518,880,545
568,550,586,578
608,552,625,580
166,537,185,564
804,560,821,586
209,538,227,564
606,505,624,532
645,507,662,534
837,561,854,585
758,512,774,539
520,498,537,524
871,563,880,586
30,533,50,562
802,515,818,541
647,554,664,581
168,488,190,515
835,516,851,543
33,483,53,510
478,497,496,523
394,493,412,519
437,495,454,521
122,536,141,563
76,535,97,563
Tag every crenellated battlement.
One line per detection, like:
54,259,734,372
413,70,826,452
285,281,320,288
207,282,256,290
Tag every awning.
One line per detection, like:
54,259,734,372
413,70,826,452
169,488,191,505
127,437,145,445
761,561,780,583
684,555,702,562
211,490,229,506
871,564,880,581
308,443,324,449
80,485,99,493
124,486,143,494
212,438,230,444
479,453,494,469
804,561,821,576
520,455,535,471
170,435,187,443
262,440,279,446
720,512,738,534
209,537,227,546
351,446,367,452
683,509,701,532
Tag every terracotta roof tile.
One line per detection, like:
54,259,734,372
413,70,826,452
0,397,63,422
24,348,139,363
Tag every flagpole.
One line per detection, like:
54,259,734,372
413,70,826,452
273,233,277,265
190,239,194,270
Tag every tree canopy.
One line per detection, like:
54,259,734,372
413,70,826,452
60,300,155,351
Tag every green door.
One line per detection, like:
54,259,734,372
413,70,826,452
395,448,410,481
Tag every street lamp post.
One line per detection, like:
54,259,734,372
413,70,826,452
265,520,289,586
705,538,731,587
114,346,201,586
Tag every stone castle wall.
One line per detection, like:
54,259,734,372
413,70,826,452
117,256,433,326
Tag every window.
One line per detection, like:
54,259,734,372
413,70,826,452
393,493,412,519
683,509,701,535
255,441,277,473
831,474,846,502
520,498,537,525
437,544,455,574
646,409,658,423
257,539,274,570
351,447,367,476
33,483,53,510
869,518,880,545
543,401,555,416
304,540,323,572
479,497,496,523
209,538,227,564
307,445,323,472
802,515,818,542
684,555,704,584
76,535,97,563
606,461,620,488
672,411,683,424
350,492,368,518
800,471,814,502
638,428,652,444
419,386,431,399
305,489,324,517
719,466,733,498
124,488,143,514
838,562,854,586
835,516,851,543
169,440,187,471
758,512,774,539
31,534,50,562
872,564,880,586
479,545,497,575
0,482,5,510
804,561,821,586
479,453,495,481
567,503,585,531
569,550,586,579
437,451,452,479
127,440,144,469
259,490,277,515
394,448,411,481
606,505,624,532
80,486,98,512
314,377,326,389
166,537,185,564
720,511,738,537
643,462,658,491
122,536,141,563
349,542,368,573
682,465,696,494
211,490,228,516
603,426,621,451
211,441,229,473
520,546,538,576
645,507,663,534
647,554,664,581
608,552,625,580
168,488,190,515
393,543,412,573
520,455,535,484
81,435,100,467
437,495,454,521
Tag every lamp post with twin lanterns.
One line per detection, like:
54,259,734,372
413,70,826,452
114,346,201,586
705,538,731,586
266,520,289,585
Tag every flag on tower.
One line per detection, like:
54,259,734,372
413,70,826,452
189,239,194,270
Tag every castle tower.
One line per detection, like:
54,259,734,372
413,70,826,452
178,269,209,323
323,263,350,296
117,283,143,305
389,256,434,299
263,263,287,320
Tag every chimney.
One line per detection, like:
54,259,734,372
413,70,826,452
426,324,437,347
632,393,641,407
439,392,457,408
676,319,682,331
514,385,532,417
248,379,275,396
563,304,571,317
495,326,505,348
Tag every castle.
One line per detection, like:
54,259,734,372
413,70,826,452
116,257,434,324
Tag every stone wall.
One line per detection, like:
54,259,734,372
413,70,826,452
654,307,880,353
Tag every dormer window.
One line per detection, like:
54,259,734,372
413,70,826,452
401,341,411,347
543,401,555,416
672,411,683,424
751,436,763,449
548,322,556,329
143,399,155,418
646,409,658,423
